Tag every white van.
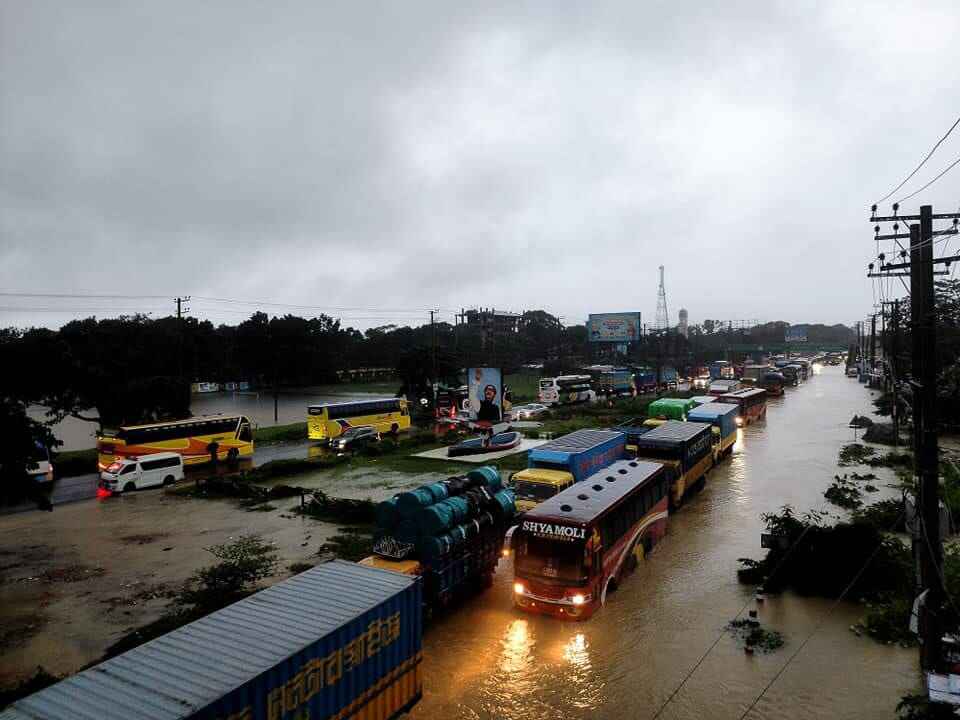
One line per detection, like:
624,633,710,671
99,452,184,493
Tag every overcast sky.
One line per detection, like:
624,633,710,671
2,1,959,332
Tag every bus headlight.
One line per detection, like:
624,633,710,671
571,593,586,605
736,417,744,427
514,582,525,595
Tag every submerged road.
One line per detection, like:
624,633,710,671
33,441,314,510
411,366,917,720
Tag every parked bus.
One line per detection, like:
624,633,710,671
512,459,669,620
716,388,767,425
538,375,593,405
96,415,253,470
435,385,468,419
308,398,410,441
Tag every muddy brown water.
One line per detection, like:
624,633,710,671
411,366,917,720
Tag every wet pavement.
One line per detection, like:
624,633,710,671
410,366,917,720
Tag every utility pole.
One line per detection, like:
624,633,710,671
867,205,960,677
429,309,438,407
869,314,876,372
175,296,190,407
914,208,943,674
891,299,900,448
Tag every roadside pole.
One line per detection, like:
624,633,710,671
914,208,943,674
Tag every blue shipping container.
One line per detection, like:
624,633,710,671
528,429,626,482
688,402,739,441
0,561,422,720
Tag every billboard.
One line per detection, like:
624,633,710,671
587,312,641,343
468,367,503,424
785,325,808,343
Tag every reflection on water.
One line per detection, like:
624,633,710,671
413,367,917,719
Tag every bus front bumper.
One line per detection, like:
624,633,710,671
513,588,595,620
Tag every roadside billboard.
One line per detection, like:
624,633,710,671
785,325,808,343
468,367,503,423
587,312,641,343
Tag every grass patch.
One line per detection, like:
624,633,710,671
318,528,374,562
52,448,98,478
505,373,540,403
254,422,307,445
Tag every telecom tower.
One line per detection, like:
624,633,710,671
655,265,669,332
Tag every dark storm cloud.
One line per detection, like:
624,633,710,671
2,1,959,330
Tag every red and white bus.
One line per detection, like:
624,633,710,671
512,459,669,620
716,387,767,425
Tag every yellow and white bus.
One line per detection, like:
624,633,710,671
307,398,410,441
96,415,254,470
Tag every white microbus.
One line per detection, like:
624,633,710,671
99,452,184,493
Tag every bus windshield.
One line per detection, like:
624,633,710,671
516,534,586,584
514,481,563,502
539,380,554,389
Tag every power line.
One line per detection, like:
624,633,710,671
875,112,960,204
898,154,960,204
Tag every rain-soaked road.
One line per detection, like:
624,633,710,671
411,366,917,720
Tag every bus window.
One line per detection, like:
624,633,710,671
238,422,252,442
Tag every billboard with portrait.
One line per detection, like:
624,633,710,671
587,312,641,343
467,367,503,423
785,325,808,343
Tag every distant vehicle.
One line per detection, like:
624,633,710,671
511,468,575,513
97,415,253,470
759,372,786,396
510,403,549,420
716,388,768,425
435,386,469,419
99,452,184,493
28,443,54,484
846,366,859,377
308,398,410,442
708,379,741,395
709,361,735,380
692,374,711,390
595,369,635,397
743,364,773,382
330,425,381,452
538,375,593,405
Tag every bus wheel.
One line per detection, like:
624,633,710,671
123,482,136,493
227,448,239,463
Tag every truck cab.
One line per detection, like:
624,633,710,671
511,468,575,513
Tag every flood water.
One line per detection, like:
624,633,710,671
31,388,388,451
411,366,917,720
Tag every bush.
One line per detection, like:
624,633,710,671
175,534,278,611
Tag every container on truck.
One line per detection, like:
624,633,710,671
687,402,739,462
708,379,741,396
646,398,696,422
690,395,716,407
630,420,714,508
633,368,658,393
595,369,635,397
0,561,422,720
365,466,515,614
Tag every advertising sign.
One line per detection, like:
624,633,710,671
785,325,808,343
587,312,641,343
467,367,503,423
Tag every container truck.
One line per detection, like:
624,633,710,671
365,466,515,615
0,561,422,720
630,420,714,508
595,369,635,397
633,368,658,393
516,429,626,510
687,402,739,462
646,397,696,422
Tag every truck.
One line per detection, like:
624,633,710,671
633,368,658,393
594,369,635,397
0,561,422,720
364,466,515,614
515,429,626,510
687,402,739,462
646,397,696,422
630,420,714,508
709,361,735,380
